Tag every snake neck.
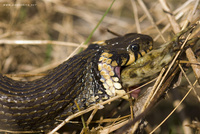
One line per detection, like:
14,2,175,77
0,46,109,131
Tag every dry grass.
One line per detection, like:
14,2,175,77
0,0,200,134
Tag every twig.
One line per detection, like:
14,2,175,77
150,80,198,134
99,119,130,134
0,39,86,48
137,0,166,42
178,64,200,102
131,0,141,33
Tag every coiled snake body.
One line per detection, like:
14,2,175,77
0,33,153,131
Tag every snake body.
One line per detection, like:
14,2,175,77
0,33,153,131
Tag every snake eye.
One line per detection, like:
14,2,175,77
129,44,140,52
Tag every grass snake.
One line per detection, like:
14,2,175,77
0,33,153,131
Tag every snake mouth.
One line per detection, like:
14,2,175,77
98,52,141,99
99,63,141,99
115,66,141,99
128,86,141,98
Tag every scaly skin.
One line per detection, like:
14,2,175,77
0,33,153,131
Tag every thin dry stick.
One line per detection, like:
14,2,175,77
185,47,200,84
0,130,42,134
127,87,134,120
190,26,200,39
131,0,141,33
179,60,200,65
137,0,166,42
0,40,85,48
86,108,99,126
150,80,198,134
107,116,126,134
154,9,188,41
159,0,181,33
185,9,200,84
91,115,131,123
193,0,200,14
80,108,99,134
137,2,159,23
99,119,130,134
149,68,166,102
74,100,86,129
173,0,195,15
178,64,200,102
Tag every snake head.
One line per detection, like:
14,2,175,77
95,33,153,98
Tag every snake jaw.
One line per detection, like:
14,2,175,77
98,62,122,97
98,52,126,97
98,53,141,99
98,63,138,100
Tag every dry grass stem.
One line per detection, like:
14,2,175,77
99,119,130,134
178,64,200,102
137,0,166,42
0,39,85,48
150,80,198,134
131,0,141,33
